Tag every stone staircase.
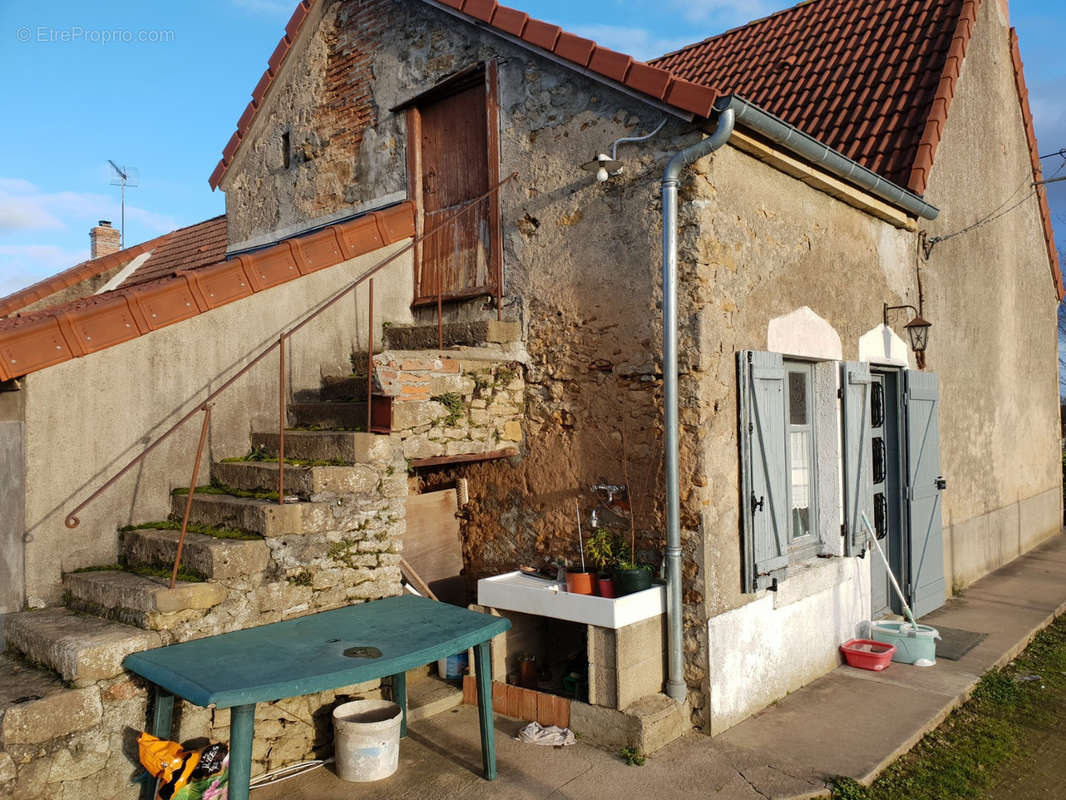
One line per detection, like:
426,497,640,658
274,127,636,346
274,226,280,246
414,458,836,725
0,323,525,799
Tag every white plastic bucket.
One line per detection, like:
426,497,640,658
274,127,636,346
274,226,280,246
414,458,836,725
332,699,403,782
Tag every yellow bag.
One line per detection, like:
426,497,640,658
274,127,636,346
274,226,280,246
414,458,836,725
138,732,202,798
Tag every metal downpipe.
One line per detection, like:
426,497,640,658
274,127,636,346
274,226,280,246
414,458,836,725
662,108,736,703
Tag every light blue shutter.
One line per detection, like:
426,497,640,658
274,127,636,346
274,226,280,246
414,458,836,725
739,351,789,592
841,362,873,556
904,370,946,618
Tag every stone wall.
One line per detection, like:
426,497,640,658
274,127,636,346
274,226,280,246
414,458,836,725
374,350,525,461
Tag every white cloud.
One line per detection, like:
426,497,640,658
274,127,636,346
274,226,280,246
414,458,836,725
569,23,694,61
671,0,774,24
0,178,177,236
0,245,89,297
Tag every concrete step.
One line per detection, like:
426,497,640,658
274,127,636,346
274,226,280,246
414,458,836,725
170,492,333,538
288,401,368,430
250,430,396,465
0,654,103,747
383,320,521,350
170,492,393,538
63,570,226,631
121,527,270,580
211,460,392,500
3,608,160,687
316,374,370,403
406,676,464,724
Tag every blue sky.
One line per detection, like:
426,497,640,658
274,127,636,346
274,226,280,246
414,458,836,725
1,0,1063,298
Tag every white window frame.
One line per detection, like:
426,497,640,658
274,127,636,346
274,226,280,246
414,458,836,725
784,360,821,563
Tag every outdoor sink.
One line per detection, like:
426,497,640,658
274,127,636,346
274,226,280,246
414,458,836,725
477,571,665,629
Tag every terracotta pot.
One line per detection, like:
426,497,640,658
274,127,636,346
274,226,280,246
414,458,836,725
519,659,537,689
597,576,616,598
565,571,596,595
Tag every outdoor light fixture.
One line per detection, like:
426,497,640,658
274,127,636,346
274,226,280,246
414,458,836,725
580,153,623,182
883,303,932,368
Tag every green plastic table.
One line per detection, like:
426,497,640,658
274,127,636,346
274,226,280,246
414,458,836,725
123,595,510,800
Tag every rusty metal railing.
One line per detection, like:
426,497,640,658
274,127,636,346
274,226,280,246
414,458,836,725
65,173,516,587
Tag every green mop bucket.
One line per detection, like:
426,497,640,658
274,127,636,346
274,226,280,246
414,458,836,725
870,620,940,665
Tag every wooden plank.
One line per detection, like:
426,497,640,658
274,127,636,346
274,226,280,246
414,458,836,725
403,489,463,585
463,674,477,706
409,447,518,470
485,60,503,311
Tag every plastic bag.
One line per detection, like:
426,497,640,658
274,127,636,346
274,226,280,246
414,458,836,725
138,732,229,800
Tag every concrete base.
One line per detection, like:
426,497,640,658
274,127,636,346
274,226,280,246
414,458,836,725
570,693,690,755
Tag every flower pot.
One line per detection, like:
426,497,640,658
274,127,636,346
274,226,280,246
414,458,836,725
565,571,596,595
519,658,537,689
597,576,616,598
612,566,653,596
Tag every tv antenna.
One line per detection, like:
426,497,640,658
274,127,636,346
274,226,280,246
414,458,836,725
107,160,139,249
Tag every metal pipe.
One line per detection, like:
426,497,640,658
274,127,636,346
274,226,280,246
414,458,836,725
721,96,939,221
661,107,736,703
367,279,374,433
172,405,212,589
278,333,286,505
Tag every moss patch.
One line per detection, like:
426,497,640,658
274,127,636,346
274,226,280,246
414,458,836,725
431,392,466,426
69,562,206,583
830,615,1066,800
119,520,262,541
172,483,280,502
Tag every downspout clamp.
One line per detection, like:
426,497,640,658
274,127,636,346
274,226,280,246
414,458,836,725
661,106,736,703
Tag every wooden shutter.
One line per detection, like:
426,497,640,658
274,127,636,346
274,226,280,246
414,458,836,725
841,362,873,556
903,370,947,618
739,351,789,592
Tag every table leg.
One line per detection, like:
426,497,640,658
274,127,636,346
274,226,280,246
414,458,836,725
140,688,175,800
392,672,407,737
151,687,174,738
473,640,497,780
228,703,256,800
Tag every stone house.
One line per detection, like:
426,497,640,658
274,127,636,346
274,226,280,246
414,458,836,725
0,0,1061,795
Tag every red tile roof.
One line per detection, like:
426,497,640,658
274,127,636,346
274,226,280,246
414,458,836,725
0,217,229,319
207,0,721,190
119,216,228,289
651,0,968,194
0,204,415,383
0,237,163,319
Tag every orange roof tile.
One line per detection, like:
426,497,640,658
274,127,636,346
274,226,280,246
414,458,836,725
651,0,968,193
0,204,415,383
119,216,228,289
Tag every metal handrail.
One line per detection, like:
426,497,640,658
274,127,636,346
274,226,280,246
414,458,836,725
66,172,517,587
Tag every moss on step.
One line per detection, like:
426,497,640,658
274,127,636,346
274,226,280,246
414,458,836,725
286,424,366,432
68,561,207,583
119,520,262,541
172,483,280,502
431,392,466,426
220,454,352,467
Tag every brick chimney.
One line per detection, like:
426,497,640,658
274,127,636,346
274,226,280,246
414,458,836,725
90,220,121,259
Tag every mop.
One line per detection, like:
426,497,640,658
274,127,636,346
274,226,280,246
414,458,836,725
860,511,917,627
860,511,939,665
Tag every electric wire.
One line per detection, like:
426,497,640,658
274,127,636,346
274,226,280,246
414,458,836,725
923,150,1065,257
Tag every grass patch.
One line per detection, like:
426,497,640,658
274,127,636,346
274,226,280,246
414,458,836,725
172,483,280,502
69,561,206,583
431,392,466,426
829,616,1066,800
221,454,351,467
119,520,261,541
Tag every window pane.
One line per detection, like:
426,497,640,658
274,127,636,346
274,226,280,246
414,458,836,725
788,372,808,425
790,430,812,539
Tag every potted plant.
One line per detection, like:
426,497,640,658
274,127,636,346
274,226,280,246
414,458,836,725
565,503,596,595
586,528,620,598
612,554,653,596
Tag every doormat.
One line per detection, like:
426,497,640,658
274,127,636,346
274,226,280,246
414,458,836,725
934,626,987,660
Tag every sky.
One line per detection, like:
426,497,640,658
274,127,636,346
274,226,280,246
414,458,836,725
0,0,1064,299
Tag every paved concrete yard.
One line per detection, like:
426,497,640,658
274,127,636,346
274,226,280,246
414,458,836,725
254,534,1066,800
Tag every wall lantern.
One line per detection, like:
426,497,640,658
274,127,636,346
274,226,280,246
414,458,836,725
883,303,932,368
